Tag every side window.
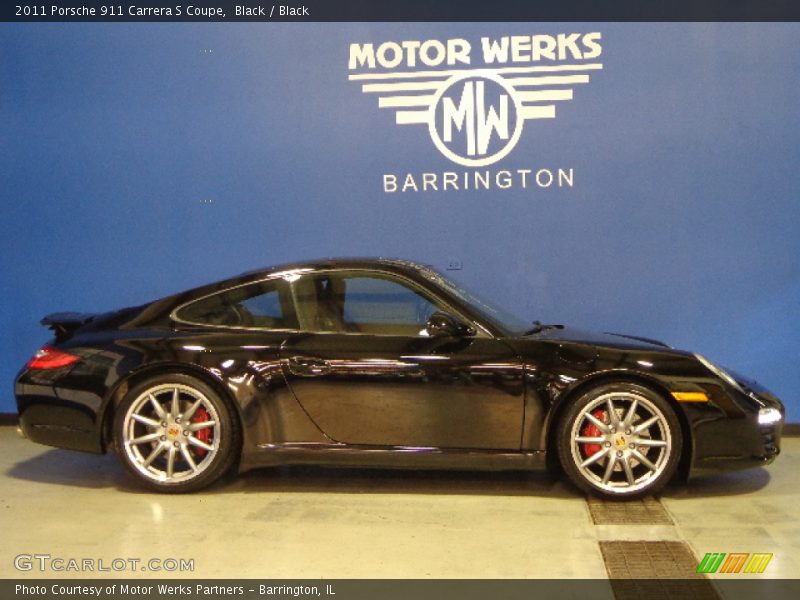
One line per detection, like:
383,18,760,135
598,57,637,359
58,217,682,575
292,271,445,335
176,279,297,329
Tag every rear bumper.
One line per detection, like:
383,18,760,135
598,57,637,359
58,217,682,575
15,366,106,454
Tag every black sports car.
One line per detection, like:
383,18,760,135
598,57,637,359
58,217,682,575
15,258,784,497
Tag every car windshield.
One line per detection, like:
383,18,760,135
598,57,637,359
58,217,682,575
420,266,531,335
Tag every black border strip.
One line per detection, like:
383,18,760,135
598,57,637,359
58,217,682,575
3,0,800,23
2,579,800,598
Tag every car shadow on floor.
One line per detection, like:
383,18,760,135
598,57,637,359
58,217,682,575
6,447,574,497
662,468,772,498
227,464,574,497
5,449,134,490
5,447,773,499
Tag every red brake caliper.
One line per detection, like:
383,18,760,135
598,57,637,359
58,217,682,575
581,409,607,457
192,407,211,458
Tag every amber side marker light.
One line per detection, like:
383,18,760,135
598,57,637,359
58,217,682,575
671,391,709,402
26,346,80,369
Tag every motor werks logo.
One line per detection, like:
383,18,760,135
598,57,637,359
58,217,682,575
348,33,603,193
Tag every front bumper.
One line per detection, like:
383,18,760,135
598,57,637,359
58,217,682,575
689,383,783,473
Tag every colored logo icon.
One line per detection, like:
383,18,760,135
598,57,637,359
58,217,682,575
696,552,773,574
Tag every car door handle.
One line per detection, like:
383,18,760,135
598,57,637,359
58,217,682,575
286,356,332,377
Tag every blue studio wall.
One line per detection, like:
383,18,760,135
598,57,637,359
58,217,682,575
1,23,799,418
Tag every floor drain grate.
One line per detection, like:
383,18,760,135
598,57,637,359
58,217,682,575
588,496,674,525
600,541,720,599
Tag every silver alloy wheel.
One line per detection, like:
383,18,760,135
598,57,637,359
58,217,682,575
121,383,221,484
568,391,672,495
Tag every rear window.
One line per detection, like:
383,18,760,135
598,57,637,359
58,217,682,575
175,279,297,329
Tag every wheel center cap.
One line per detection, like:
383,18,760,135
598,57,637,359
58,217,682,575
166,424,180,440
615,435,627,448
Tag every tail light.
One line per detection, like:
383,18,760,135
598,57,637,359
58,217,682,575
26,346,80,369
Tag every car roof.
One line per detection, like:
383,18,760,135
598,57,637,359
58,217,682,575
234,257,432,280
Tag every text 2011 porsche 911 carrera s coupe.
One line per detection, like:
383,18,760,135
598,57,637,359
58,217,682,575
15,258,784,497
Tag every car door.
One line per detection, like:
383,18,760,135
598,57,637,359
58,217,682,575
279,269,525,450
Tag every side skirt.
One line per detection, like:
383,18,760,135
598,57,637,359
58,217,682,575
240,443,546,472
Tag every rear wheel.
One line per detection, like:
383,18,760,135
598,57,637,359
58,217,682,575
557,382,682,498
113,374,239,492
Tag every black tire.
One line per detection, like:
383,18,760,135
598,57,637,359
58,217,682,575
112,373,240,493
556,382,682,499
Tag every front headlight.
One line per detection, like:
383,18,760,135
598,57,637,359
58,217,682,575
758,407,783,426
694,353,746,393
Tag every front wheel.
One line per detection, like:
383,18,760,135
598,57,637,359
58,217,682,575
557,382,682,498
113,374,240,493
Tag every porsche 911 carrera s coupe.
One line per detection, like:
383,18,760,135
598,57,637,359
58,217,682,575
15,258,784,497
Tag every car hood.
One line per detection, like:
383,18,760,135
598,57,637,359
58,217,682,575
525,326,673,350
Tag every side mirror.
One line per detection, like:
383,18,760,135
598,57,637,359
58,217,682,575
426,311,475,337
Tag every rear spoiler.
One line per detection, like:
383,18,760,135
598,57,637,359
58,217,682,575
41,312,97,338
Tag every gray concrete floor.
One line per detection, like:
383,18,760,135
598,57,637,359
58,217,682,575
0,426,797,579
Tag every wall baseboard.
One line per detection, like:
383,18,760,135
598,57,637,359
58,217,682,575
0,413,18,426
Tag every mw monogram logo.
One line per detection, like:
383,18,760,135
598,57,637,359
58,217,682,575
696,552,773,574
348,34,603,167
